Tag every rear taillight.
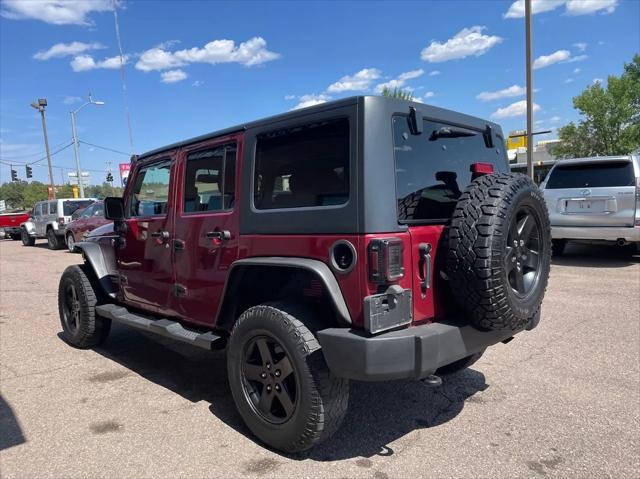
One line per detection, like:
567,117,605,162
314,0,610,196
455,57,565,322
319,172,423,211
368,238,404,283
57,217,65,225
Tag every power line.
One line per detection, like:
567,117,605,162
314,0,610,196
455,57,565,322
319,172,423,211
113,0,135,154
0,139,72,160
0,142,73,166
78,140,130,156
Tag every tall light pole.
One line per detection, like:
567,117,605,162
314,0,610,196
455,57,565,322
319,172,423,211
71,94,105,198
30,99,55,198
525,0,534,179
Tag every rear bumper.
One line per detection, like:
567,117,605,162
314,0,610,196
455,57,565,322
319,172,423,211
0,227,21,235
551,225,640,242
317,319,532,381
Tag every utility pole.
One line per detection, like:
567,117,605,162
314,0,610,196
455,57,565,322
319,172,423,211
30,99,55,198
70,94,105,198
525,0,534,179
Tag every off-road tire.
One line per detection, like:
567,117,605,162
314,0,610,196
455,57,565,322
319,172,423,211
21,228,35,246
436,350,485,375
47,228,62,250
66,232,78,253
552,239,567,257
227,302,349,453
58,264,111,348
447,173,551,331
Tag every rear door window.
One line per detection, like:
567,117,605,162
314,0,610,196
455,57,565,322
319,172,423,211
183,143,236,213
546,161,634,189
63,200,93,216
393,116,507,223
254,118,349,210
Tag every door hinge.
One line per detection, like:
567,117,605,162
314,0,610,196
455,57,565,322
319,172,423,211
174,284,187,297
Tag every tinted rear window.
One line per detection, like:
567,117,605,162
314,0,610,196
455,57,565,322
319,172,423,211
393,116,507,223
546,161,634,189
63,200,93,216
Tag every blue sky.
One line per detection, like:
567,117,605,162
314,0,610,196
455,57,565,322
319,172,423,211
1,0,638,185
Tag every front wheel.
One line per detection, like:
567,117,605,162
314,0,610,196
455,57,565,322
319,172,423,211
58,264,111,348
21,228,35,246
66,232,78,253
227,303,349,453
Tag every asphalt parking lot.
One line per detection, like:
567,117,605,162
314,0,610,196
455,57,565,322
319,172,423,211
0,239,638,478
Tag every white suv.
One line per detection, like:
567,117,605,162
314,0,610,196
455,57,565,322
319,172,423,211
541,155,640,255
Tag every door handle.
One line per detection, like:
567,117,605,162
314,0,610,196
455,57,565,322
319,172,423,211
418,242,432,295
151,230,170,240
205,230,231,241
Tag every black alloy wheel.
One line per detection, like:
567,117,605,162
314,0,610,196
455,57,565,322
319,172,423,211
241,335,298,424
61,282,81,335
505,206,542,298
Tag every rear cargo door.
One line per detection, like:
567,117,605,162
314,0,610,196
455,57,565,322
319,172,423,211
392,115,508,322
543,159,636,227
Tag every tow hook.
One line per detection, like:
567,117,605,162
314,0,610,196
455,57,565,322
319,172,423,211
421,374,443,387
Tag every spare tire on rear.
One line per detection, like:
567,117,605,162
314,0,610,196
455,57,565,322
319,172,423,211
446,173,551,331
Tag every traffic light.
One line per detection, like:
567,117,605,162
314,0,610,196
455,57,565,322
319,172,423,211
11,169,18,181
26,165,33,179
106,172,114,182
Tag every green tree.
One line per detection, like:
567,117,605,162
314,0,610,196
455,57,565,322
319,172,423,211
555,55,640,158
381,86,414,101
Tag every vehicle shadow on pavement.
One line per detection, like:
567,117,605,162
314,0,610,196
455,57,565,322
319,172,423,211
552,243,639,268
90,323,487,461
0,394,26,451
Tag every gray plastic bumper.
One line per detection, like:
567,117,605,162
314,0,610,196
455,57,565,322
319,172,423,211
317,322,525,381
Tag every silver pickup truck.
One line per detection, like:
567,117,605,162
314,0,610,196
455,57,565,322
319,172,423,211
541,155,640,255
21,198,96,250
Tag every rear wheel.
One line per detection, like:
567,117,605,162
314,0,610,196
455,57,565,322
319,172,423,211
47,228,62,250
58,264,111,348
227,303,349,453
552,239,567,257
21,228,35,246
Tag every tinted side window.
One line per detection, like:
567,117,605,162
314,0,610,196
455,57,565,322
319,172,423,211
93,203,104,216
129,161,172,217
254,118,349,210
546,161,634,189
34,203,43,216
80,204,95,218
183,143,236,213
393,116,507,223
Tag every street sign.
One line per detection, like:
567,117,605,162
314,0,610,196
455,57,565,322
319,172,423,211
119,163,131,187
67,171,90,186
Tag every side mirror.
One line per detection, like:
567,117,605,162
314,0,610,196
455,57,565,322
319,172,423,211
104,196,125,221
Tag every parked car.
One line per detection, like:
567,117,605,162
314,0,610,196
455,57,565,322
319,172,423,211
57,96,551,452
0,210,31,240
21,198,96,249
541,155,640,255
65,201,110,252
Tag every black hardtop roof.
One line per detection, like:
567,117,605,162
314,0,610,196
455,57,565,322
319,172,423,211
137,95,502,160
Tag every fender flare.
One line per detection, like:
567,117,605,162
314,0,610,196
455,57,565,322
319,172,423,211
218,257,352,327
76,241,119,299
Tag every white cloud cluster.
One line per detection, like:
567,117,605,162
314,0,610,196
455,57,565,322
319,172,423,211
62,95,82,104
573,42,587,52
375,69,424,93
428,70,441,76
491,100,540,119
533,49,587,69
504,0,618,18
477,84,526,102
161,69,188,84
327,68,381,93
292,94,331,110
420,26,502,63
1,0,112,25
34,41,104,60
71,54,127,72
135,37,280,72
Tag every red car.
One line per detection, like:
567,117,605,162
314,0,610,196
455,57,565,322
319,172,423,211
64,201,110,252
0,210,30,240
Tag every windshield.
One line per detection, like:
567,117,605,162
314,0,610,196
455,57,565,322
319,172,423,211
546,161,634,189
63,200,94,216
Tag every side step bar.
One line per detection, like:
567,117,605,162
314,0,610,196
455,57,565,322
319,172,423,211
96,304,224,350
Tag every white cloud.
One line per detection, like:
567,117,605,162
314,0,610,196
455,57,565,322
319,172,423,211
491,100,540,119
71,54,127,72
532,50,586,69
550,116,561,123
62,95,82,104
293,94,331,110
593,78,604,84
327,68,381,92
573,67,581,74
573,42,587,52
1,0,112,26
565,0,618,16
504,0,617,18
161,69,188,84
284,94,296,100
192,80,204,87
34,41,104,60
476,84,526,102
375,68,424,93
423,91,435,99
565,78,574,83
421,26,502,63
135,37,280,72
429,70,441,76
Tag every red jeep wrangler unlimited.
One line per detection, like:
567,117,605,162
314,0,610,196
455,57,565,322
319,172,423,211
58,96,551,452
